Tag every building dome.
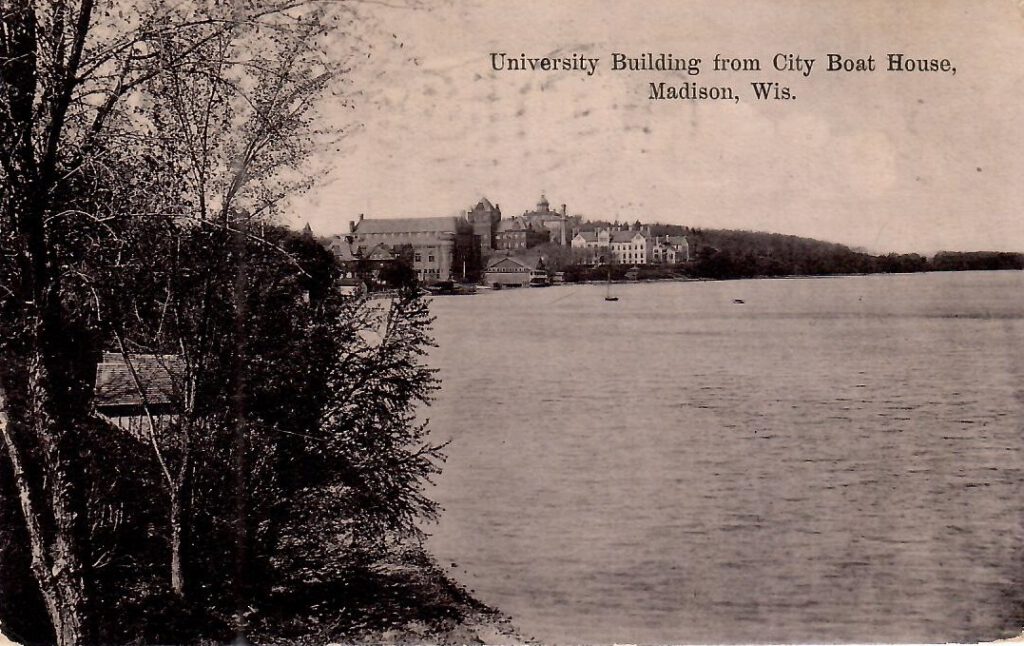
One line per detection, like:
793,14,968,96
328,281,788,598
537,194,549,212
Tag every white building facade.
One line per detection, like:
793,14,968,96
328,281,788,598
572,227,690,266
571,226,654,265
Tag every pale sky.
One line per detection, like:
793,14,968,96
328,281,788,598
287,0,1024,255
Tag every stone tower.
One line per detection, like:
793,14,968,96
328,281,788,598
467,197,501,252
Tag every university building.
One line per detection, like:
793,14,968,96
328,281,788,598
323,194,585,283
518,194,576,246
464,194,576,252
494,216,550,250
466,198,502,253
341,214,480,283
572,225,689,266
652,235,691,264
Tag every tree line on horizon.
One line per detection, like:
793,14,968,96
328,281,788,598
681,227,1024,279
558,221,1023,280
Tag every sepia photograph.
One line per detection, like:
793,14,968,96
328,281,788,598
1,1,1023,644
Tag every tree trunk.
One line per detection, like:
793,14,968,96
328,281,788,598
0,379,90,646
169,466,192,600
47,527,87,646
168,420,195,599
170,494,184,597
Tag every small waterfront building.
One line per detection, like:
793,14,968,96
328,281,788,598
94,352,183,438
484,254,547,287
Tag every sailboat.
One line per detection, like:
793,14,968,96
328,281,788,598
604,261,618,302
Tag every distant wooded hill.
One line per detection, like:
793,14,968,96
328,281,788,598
577,221,1024,279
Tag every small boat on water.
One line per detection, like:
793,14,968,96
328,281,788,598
423,280,476,296
528,270,550,287
604,264,618,301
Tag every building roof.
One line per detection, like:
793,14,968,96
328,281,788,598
328,236,359,261
521,212,564,225
94,353,184,409
654,235,688,247
353,216,467,235
611,230,647,243
363,244,397,260
574,229,653,243
328,238,401,262
495,218,526,233
496,216,548,233
485,254,542,271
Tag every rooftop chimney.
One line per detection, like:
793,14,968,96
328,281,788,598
349,220,355,233
358,213,364,221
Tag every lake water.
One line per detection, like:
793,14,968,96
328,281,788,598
422,271,1024,644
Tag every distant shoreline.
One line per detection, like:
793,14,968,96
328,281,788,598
464,267,1024,292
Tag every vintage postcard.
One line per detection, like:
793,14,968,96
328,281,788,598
1,1,1022,644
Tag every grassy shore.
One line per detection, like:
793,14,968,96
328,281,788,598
313,544,528,646
244,541,529,646
0,543,527,646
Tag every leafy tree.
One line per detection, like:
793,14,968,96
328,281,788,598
0,2,410,643
318,289,444,540
377,244,418,290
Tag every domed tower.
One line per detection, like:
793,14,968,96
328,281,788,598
523,193,572,245
536,194,551,213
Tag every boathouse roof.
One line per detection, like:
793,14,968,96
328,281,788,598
94,353,184,409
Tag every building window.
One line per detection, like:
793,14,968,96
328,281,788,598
428,254,435,262
414,253,422,262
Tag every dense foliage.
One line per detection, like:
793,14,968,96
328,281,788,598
0,2,449,644
1,218,447,644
